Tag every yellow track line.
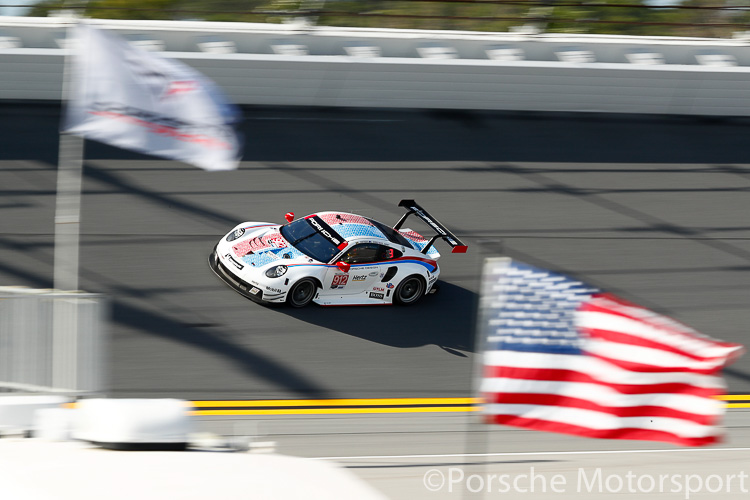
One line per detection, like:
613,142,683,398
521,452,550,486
190,397,478,407
191,406,480,416
66,396,750,414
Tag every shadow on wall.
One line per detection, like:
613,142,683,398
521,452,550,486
8,102,750,165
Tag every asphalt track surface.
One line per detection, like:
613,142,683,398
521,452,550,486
2,102,750,400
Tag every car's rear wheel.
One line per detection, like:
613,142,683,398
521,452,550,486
287,279,317,308
394,275,425,306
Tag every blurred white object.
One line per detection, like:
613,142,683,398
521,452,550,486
65,24,242,172
196,35,236,54
344,41,381,58
248,440,277,453
189,431,227,449
0,440,387,500
48,9,82,19
188,432,276,453
0,395,69,435
282,16,314,28
124,33,166,52
695,51,737,67
54,30,77,49
271,39,308,55
555,47,596,63
625,48,665,65
0,32,20,49
73,398,191,447
417,42,458,59
486,44,525,62
34,407,75,441
509,24,542,35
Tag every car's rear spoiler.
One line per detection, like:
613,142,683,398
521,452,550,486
393,199,468,254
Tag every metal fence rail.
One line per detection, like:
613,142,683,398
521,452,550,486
0,287,107,395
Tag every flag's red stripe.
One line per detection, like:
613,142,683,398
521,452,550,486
587,354,719,375
483,365,721,399
580,299,684,329
484,393,717,425
581,326,728,363
580,298,739,351
579,301,736,361
484,414,720,447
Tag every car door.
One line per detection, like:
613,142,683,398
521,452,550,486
322,243,386,298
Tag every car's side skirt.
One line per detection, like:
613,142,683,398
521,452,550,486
313,292,393,307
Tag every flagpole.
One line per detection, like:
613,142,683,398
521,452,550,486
54,20,84,293
54,134,84,292
53,19,84,392
462,241,505,500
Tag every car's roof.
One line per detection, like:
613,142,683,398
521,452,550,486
314,211,440,257
315,212,387,241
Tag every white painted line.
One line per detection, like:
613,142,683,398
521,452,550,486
311,447,750,461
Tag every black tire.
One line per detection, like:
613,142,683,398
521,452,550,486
287,278,317,308
393,275,425,306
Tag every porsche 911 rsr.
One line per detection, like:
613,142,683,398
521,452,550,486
208,200,467,307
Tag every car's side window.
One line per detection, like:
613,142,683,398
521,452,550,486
340,244,381,264
340,244,404,264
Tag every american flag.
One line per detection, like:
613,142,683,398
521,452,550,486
478,258,744,447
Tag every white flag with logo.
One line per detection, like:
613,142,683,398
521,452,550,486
64,23,242,171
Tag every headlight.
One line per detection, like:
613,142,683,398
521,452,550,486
226,227,245,242
265,265,288,278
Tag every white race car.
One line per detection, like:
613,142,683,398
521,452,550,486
208,200,467,307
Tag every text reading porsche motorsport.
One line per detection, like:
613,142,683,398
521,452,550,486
209,200,467,307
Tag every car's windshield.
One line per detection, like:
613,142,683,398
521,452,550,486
279,217,344,263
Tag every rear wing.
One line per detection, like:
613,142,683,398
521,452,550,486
394,199,468,255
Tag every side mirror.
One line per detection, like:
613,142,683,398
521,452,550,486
336,261,351,273
284,212,294,223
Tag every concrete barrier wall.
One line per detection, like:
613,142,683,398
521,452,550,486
3,50,750,115
2,18,750,115
0,287,106,395
0,49,63,101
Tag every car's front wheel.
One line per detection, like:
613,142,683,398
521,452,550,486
287,278,317,308
394,275,425,306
